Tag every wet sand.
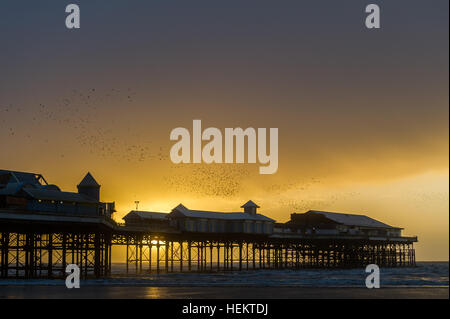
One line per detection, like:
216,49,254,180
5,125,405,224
0,286,448,299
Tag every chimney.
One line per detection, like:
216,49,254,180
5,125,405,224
241,200,260,215
77,172,100,201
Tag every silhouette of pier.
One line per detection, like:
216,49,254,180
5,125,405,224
0,211,417,278
0,170,417,278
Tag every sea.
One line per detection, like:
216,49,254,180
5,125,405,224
0,262,447,288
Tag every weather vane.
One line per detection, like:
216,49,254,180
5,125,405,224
134,201,140,210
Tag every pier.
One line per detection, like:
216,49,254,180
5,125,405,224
0,210,417,278
118,234,417,275
0,169,417,278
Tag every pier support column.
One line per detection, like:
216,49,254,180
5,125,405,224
94,233,101,277
1,233,8,278
156,241,160,274
139,241,143,273
198,242,202,271
62,233,67,276
170,241,174,272
230,242,233,270
210,242,213,271
179,241,183,272
252,244,256,269
165,241,169,272
217,243,220,271
125,237,129,274
239,242,242,271
149,239,153,273
246,242,249,270
188,241,192,271
48,234,53,278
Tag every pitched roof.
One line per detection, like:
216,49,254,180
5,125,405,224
0,169,99,204
23,188,98,204
124,211,168,221
307,210,400,229
174,204,188,211
0,170,43,185
241,200,260,208
171,204,274,222
0,182,25,195
0,182,59,196
78,172,100,187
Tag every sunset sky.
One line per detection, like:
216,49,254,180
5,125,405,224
0,0,448,261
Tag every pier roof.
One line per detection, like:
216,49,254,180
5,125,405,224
0,169,45,185
124,211,168,220
23,188,98,204
241,200,260,208
78,172,100,187
171,204,275,222
305,210,401,229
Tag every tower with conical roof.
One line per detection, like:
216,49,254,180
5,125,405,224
77,172,100,201
241,200,260,215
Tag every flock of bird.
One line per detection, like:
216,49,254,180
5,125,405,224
276,191,361,213
266,177,322,196
0,87,169,162
0,104,17,136
164,164,252,198
0,104,367,208
4,89,442,211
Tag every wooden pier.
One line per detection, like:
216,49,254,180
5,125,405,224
0,210,113,278
118,233,416,275
0,211,416,279
0,170,418,279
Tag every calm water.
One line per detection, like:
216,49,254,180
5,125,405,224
0,262,447,288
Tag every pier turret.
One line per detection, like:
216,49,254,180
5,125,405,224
77,172,100,201
241,200,260,215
